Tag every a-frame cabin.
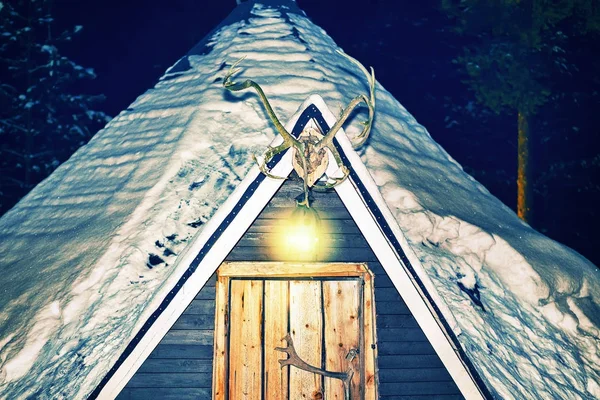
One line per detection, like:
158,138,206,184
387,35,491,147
107,96,487,399
0,1,598,399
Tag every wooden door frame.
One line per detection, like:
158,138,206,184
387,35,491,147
212,262,379,399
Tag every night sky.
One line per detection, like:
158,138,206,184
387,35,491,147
47,0,600,266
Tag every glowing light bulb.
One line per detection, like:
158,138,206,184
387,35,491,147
282,205,321,258
286,225,319,253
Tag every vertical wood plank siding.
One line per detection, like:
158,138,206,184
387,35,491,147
118,178,463,399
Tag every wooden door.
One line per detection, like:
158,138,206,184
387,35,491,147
213,263,378,400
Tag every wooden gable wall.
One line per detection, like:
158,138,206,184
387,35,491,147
117,177,463,400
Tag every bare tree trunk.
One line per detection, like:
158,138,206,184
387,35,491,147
517,111,532,222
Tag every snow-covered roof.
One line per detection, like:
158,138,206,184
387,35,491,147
0,0,598,399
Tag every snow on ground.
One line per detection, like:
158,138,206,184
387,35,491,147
0,0,598,398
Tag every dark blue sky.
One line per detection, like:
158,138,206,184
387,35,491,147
57,0,449,116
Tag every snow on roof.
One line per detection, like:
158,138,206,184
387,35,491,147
0,0,598,398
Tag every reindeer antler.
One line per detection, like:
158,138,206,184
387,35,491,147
224,56,303,180
318,50,376,150
222,52,376,208
275,333,356,400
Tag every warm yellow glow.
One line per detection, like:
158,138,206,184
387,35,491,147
275,206,322,260
285,223,319,254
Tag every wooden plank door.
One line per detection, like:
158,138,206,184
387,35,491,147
213,263,378,400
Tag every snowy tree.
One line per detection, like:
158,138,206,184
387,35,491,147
442,0,600,222
0,0,109,214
